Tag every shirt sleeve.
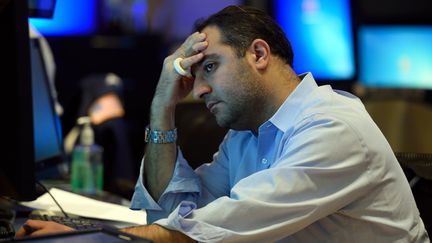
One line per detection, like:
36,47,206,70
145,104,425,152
130,148,201,223
130,136,232,224
154,115,381,242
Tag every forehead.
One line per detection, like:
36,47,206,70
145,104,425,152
191,26,240,77
201,26,234,56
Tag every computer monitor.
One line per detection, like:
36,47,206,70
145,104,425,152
0,0,37,201
273,0,356,83
0,0,64,201
358,25,432,89
30,38,65,179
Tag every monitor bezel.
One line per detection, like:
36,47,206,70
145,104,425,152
0,0,37,201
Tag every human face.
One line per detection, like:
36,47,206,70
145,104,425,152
192,26,266,131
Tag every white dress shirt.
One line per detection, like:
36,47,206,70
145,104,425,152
131,73,429,242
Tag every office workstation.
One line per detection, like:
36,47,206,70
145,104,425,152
1,0,432,242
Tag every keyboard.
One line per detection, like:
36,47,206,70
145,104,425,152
28,213,104,231
0,219,15,240
0,207,15,240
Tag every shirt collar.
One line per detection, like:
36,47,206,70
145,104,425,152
266,72,319,132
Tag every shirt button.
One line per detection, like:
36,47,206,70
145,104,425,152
261,158,268,164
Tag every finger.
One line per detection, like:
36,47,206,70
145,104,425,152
17,220,73,237
179,32,207,57
30,225,73,237
184,32,206,48
15,226,29,237
28,221,73,237
191,41,208,53
24,219,51,229
15,220,44,237
179,53,205,77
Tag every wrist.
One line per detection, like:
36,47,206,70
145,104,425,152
151,93,177,113
150,100,176,130
121,224,195,243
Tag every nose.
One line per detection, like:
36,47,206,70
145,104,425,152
192,77,212,100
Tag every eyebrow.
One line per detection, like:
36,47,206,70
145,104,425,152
191,53,220,77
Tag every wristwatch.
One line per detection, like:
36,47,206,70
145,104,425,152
144,126,177,144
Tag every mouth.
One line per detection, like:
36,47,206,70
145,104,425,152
206,101,220,113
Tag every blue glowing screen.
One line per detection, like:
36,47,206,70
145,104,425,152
274,0,355,80
30,39,63,162
358,26,432,89
29,0,96,36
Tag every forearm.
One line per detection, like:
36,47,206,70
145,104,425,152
121,224,195,243
143,31,207,202
144,100,177,200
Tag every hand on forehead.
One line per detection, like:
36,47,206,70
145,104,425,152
173,27,223,78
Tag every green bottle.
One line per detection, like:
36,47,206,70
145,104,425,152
70,117,103,195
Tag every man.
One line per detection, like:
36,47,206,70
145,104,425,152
17,5,429,243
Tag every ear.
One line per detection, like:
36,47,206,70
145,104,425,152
247,39,270,71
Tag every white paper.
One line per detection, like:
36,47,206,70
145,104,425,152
20,188,147,225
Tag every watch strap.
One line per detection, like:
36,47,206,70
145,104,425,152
145,126,177,144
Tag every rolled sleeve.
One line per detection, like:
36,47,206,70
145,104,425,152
130,159,161,211
130,148,202,223
154,200,231,242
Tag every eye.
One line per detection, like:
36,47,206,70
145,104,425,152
204,63,215,73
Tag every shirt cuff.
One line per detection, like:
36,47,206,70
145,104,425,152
154,201,230,242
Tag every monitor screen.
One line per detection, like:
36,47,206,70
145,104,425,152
30,38,65,177
28,0,96,36
0,0,37,201
273,0,356,81
358,25,432,89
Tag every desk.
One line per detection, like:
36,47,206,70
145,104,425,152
38,179,131,206
19,187,146,226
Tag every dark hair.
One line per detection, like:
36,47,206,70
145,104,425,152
194,5,294,67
